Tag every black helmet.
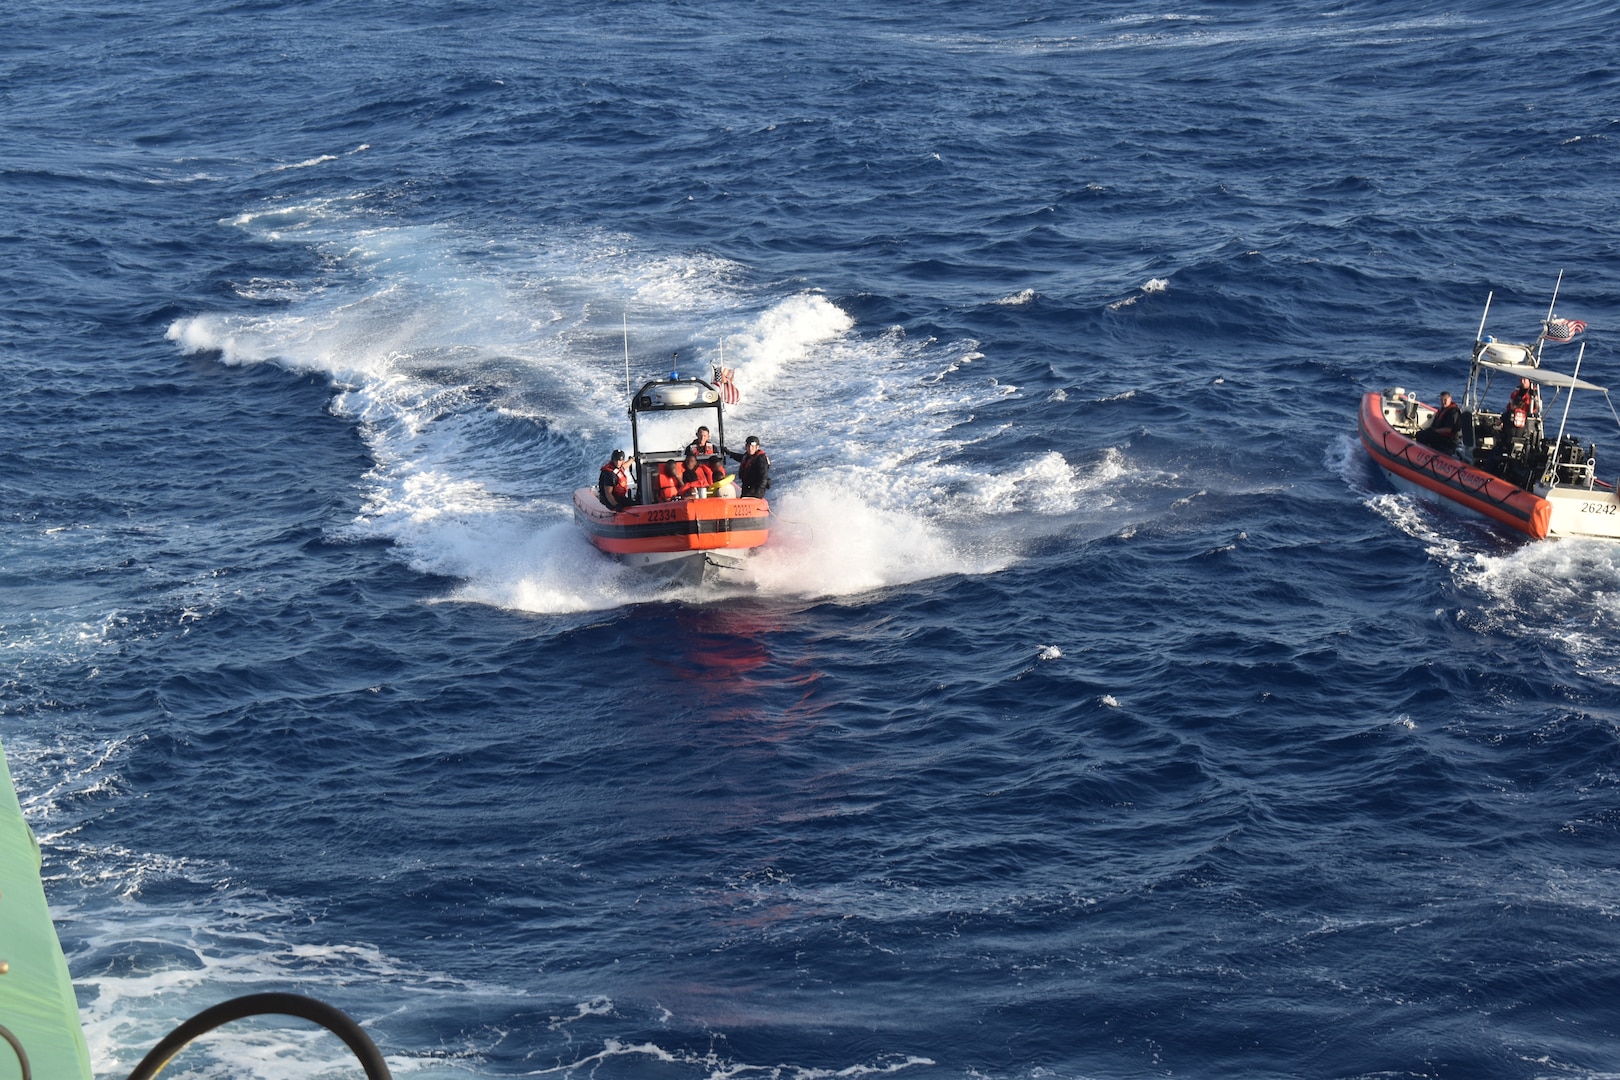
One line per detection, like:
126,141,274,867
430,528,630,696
745,435,760,447
610,449,626,461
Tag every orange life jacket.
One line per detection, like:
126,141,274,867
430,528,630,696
599,463,629,499
1507,387,1536,429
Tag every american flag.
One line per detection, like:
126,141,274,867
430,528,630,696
715,366,740,405
1543,316,1587,342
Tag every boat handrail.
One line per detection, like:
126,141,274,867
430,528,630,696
1373,418,1503,499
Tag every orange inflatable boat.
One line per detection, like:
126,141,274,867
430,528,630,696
1358,281,1620,542
574,368,771,579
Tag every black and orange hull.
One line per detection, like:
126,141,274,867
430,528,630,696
1358,391,1550,540
572,488,771,559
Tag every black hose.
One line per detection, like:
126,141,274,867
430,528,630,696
125,993,391,1080
0,1023,31,1080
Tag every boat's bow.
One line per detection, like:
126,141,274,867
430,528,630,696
573,488,770,560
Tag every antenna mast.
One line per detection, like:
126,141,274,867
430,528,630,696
1536,269,1565,365
1550,341,1586,466
1466,291,1495,412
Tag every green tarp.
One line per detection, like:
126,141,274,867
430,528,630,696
0,738,93,1080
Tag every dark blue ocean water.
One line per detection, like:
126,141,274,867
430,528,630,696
5,3,1620,1077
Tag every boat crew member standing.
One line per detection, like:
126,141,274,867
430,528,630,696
687,426,716,458
1416,392,1462,453
727,435,771,499
597,449,634,510
1502,376,1539,438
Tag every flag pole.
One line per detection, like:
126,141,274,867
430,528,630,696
1543,269,1564,324
622,313,631,396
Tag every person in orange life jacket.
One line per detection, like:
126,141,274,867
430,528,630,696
1415,391,1462,453
726,435,770,499
597,448,634,510
1502,376,1538,436
655,460,683,502
705,455,734,496
691,453,716,489
687,426,716,458
676,450,708,498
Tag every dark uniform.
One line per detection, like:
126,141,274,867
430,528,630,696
728,437,771,499
1416,397,1462,453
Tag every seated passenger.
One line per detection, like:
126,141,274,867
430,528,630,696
706,455,736,497
676,450,708,498
655,460,683,502
1415,391,1462,453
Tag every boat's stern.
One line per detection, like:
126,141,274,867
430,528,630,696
1543,484,1620,540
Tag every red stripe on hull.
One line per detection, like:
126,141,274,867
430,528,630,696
1358,392,1550,539
573,488,771,556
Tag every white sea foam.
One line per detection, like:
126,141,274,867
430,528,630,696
746,475,1007,598
1357,478,1620,683
269,154,339,172
1454,538,1620,669
993,288,1036,306
954,448,1118,518
15,730,939,1079
715,290,854,407
1323,431,1364,488
4,734,473,1079
1106,275,1170,311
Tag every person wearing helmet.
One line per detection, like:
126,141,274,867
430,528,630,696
597,449,634,510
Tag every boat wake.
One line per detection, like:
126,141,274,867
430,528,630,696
167,203,1105,611
1340,434,1620,686
1454,540,1620,684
